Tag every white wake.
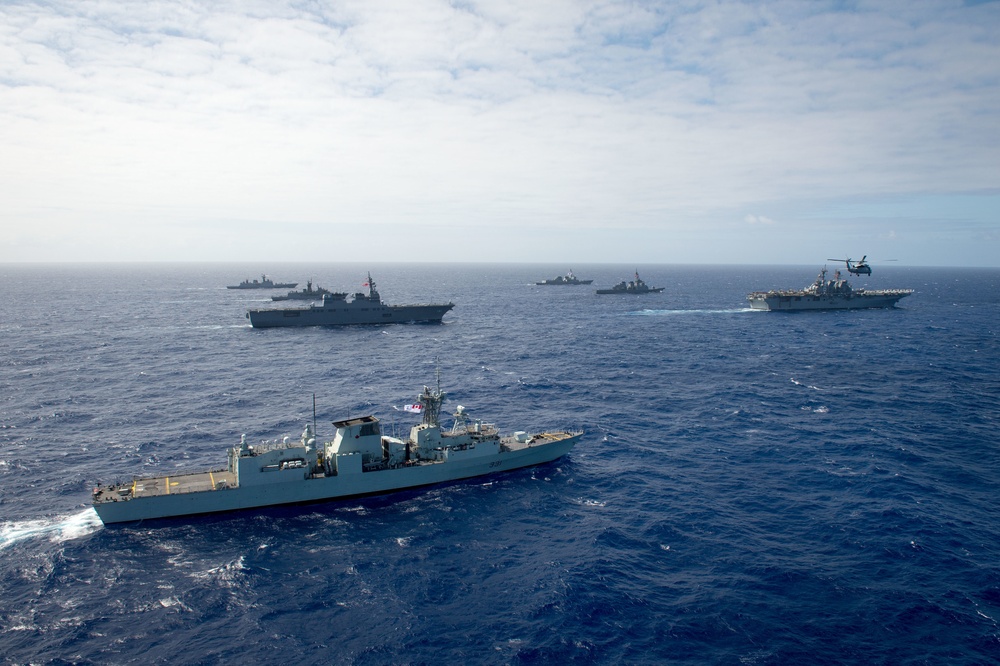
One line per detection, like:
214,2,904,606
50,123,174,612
0,509,103,552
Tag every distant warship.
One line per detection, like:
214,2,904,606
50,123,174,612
271,280,337,301
536,271,593,285
92,377,582,524
596,271,664,295
227,274,297,290
747,267,913,311
247,273,454,328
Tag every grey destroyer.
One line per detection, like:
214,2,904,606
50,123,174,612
92,379,581,524
596,271,664,294
271,280,336,301
227,274,297,289
747,267,913,311
536,270,593,285
247,273,454,328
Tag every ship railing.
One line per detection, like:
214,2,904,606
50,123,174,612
499,428,584,450
449,421,500,437
748,288,821,297
94,464,232,493
240,438,312,456
857,288,915,295
93,467,229,503
363,458,427,472
475,422,500,436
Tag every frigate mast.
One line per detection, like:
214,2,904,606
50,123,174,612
419,367,446,427
364,272,380,301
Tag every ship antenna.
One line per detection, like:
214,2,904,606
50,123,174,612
420,361,446,428
312,393,317,435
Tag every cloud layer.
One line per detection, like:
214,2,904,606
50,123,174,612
2,0,999,264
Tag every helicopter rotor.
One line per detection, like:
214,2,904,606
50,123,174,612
827,256,873,276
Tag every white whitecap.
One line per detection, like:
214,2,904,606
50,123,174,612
0,509,103,552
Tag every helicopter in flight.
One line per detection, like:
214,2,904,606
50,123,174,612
827,256,872,276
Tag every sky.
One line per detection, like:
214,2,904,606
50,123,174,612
2,0,999,266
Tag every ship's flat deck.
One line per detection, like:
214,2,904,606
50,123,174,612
94,469,235,503
502,431,579,451
134,470,236,498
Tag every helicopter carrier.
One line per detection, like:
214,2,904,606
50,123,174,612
247,273,454,328
91,380,581,524
747,267,913,311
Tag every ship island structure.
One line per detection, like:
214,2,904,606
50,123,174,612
92,380,581,524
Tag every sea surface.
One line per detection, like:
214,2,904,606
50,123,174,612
1,262,998,665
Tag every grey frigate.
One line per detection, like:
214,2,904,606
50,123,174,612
536,270,593,285
271,280,336,301
91,379,581,524
246,273,454,328
747,267,913,311
227,274,297,289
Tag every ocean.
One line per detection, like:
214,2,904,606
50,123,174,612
1,262,998,665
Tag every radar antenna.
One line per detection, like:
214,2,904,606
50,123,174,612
416,359,446,427
418,384,446,427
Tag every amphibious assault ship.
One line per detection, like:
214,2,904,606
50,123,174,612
747,267,913,311
92,379,582,524
247,273,454,328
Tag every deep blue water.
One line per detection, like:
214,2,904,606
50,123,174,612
1,262,998,665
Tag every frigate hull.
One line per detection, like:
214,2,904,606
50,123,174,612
93,435,577,524
93,379,580,525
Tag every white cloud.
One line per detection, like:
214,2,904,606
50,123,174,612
1,0,998,265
